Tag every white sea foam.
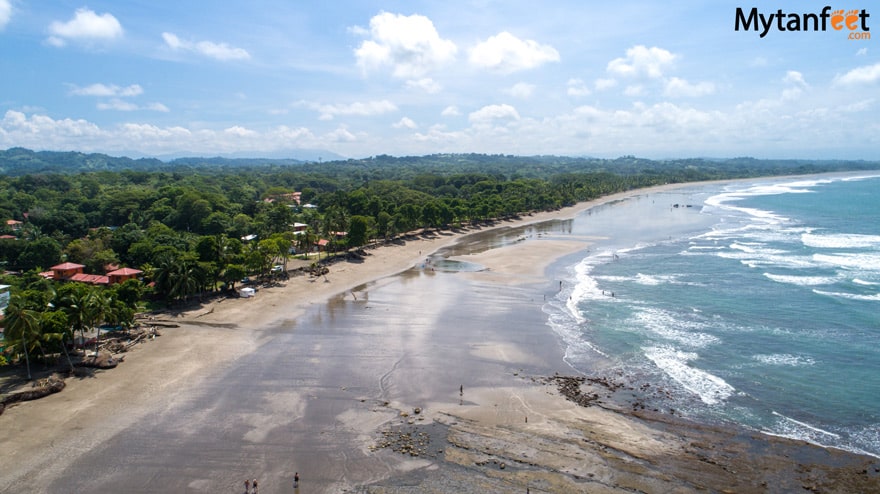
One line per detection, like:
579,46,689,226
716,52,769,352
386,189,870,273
854,278,880,286
813,289,880,302
634,273,680,286
802,232,880,249
643,346,734,405
752,353,816,366
763,273,839,287
718,250,817,270
813,252,880,271
772,411,840,439
631,307,719,348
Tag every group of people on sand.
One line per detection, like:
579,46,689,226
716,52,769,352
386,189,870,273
244,473,298,493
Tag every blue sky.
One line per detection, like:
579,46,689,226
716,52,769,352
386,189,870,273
0,1,877,159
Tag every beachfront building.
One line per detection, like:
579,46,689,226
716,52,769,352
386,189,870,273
107,267,143,284
46,263,142,286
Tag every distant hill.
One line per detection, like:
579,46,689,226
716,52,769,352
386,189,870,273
0,147,344,176
1,147,878,178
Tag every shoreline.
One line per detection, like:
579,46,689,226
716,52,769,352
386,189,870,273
2,176,878,493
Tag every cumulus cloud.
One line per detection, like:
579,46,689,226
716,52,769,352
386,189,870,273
47,8,123,47
393,117,417,129
469,31,559,73
162,32,250,61
833,62,880,86
302,100,398,120
405,78,442,94
594,78,617,91
0,0,11,30
354,12,457,78
783,70,808,87
0,110,331,156
69,83,143,97
566,78,591,97
607,45,676,79
468,104,520,126
441,105,460,117
505,82,535,98
664,77,715,97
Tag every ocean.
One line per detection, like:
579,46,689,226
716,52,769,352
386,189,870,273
544,173,880,458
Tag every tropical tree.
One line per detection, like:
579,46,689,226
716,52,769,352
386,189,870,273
3,294,42,379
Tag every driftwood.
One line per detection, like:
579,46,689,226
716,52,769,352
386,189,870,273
74,353,119,369
0,374,66,414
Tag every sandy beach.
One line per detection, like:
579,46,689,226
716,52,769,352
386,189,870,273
1,182,878,493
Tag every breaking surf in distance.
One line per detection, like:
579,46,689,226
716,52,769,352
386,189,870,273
544,173,880,458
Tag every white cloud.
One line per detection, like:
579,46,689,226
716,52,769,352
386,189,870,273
47,8,123,47
468,104,520,126
146,102,170,113
833,62,880,86
225,126,257,137
607,45,676,79
405,78,442,94
441,105,460,117
783,70,808,87
595,78,617,91
302,100,398,120
623,85,645,97
505,82,535,98
162,32,250,61
566,78,590,97
69,83,143,97
0,110,329,156
0,0,11,30
97,99,139,111
95,99,169,112
393,117,417,129
664,77,715,97
469,31,559,73
354,12,457,78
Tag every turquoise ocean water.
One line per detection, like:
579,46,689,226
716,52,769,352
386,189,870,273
544,173,880,457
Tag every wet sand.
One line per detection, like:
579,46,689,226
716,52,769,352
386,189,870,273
1,183,878,493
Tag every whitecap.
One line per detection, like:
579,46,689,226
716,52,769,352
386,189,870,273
643,346,734,405
802,232,880,249
752,353,816,366
814,252,880,271
763,273,839,287
813,289,880,302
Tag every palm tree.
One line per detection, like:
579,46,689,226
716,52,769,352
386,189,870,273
3,295,42,379
59,284,92,352
83,289,109,356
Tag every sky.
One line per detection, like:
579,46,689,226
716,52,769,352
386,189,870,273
0,1,878,160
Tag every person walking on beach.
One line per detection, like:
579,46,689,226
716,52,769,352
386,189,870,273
294,472,300,488
252,478,258,493
244,479,250,493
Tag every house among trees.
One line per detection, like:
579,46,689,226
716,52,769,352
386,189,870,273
45,262,142,286
5,219,22,231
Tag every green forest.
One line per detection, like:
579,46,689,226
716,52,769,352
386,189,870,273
1,147,877,375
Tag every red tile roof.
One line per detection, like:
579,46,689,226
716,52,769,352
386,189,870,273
50,262,86,270
107,267,143,276
69,273,110,285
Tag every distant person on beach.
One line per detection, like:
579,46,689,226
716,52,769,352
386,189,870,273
294,472,300,487
245,479,250,493
252,478,258,493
